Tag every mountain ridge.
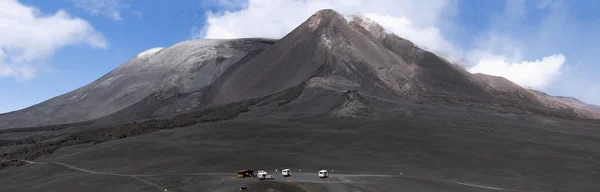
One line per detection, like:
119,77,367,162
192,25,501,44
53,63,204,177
0,38,276,128
1,9,598,129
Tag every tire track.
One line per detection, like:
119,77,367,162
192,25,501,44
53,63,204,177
24,160,165,191
386,174,526,192
131,176,163,191
22,160,526,191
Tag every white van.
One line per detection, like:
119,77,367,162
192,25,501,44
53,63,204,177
318,170,328,178
282,169,291,177
257,172,267,180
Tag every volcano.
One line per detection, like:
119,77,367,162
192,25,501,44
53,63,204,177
1,9,600,192
2,9,597,129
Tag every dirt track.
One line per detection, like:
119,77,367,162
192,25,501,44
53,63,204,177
14,159,525,192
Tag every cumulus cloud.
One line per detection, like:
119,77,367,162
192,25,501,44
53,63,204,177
72,0,126,21
0,0,107,80
468,54,565,89
197,0,575,97
198,0,461,60
199,0,454,39
461,32,566,90
361,13,462,62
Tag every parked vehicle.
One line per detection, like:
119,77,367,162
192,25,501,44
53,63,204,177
257,172,267,180
318,170,328,178
236,170,254,178
282,169,291,177
265,175,275,180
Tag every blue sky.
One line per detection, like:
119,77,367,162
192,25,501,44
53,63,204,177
0,0,599,113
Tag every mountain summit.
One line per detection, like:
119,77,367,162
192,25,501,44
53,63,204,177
0,9,598,129
207,9,486,105
202,9,599,119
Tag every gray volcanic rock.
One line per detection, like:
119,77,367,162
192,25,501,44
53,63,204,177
0,38,275,129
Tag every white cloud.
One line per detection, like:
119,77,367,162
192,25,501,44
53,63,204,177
463,32,566,90
468,54,565,89
200,0,454,39
0,0,107,80
361,13,462,62
73,0,125,21
199,0,460,60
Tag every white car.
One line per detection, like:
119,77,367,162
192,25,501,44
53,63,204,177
282,169,291,177
318,170,328,178
265,175,275,180
257,172,267,180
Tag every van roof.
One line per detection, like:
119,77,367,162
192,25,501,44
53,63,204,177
319,170,327,172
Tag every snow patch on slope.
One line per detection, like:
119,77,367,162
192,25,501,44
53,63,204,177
348,14,387,39
136,47,165,58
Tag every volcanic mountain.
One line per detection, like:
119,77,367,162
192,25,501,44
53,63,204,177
0,9,598,129
3,9,600,192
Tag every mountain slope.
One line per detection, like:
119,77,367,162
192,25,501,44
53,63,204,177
528,89,600,114
1,9,598,129
201,9,599,119
0,38,275,129
205,10,484,106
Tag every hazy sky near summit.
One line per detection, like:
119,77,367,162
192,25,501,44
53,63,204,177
1,0,599,113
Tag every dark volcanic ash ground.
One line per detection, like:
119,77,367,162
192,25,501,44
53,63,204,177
2,94,600,191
